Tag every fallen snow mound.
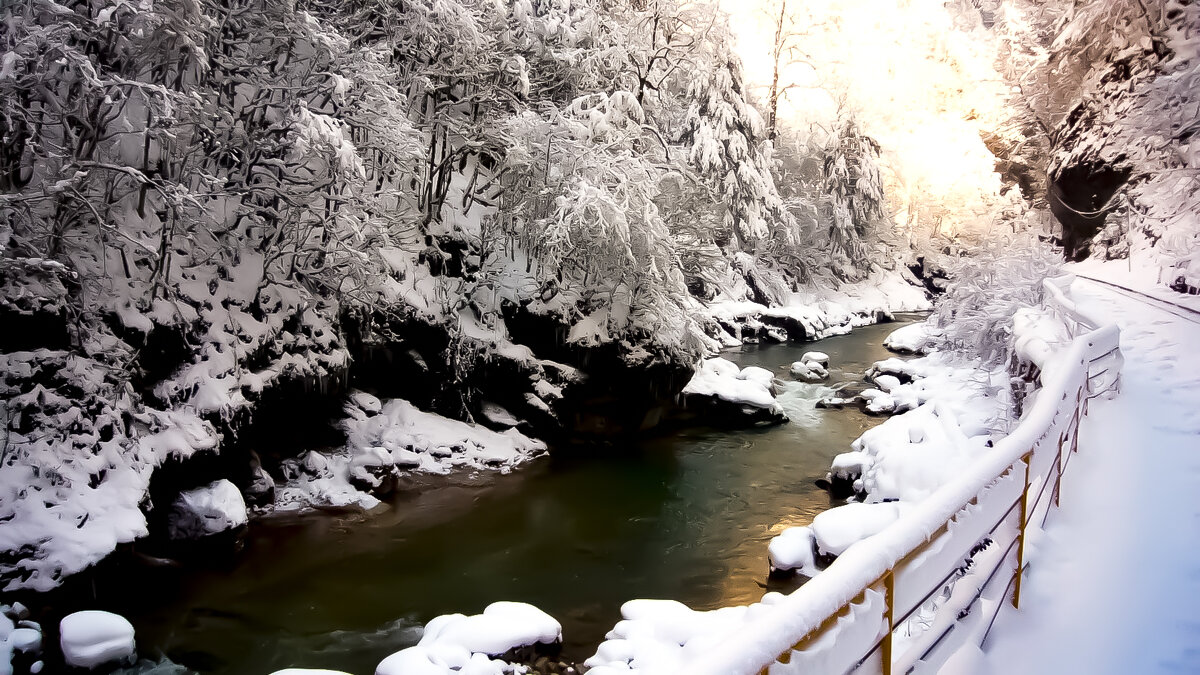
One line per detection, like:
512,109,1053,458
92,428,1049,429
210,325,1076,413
275,393,547,511
59,610,135,669
883,322,937,354
768,526,819,576
167,479,248,540
682,358,778,409
811,502,907,557
376,602,561,675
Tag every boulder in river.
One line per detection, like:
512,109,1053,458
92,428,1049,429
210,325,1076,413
680,358,788,427
167,479,248,540
59,610,135,670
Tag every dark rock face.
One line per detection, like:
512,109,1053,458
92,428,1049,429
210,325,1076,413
906,257,947,296
501,301,694,438
1049,160,1130,262
676,392,788,429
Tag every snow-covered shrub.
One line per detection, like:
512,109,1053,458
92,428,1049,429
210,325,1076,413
930,233,1061,364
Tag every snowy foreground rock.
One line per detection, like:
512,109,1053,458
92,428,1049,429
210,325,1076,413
2,604,43,675
167,479,248,540
275,393,548,511
882,322,937,354
680,358,788,427
59,610,135,670
375,602,561,675
789,351,830,382
767,526,819,577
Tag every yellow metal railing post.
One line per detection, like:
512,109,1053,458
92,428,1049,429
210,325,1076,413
1054,434,1063,507
1013,451,1033,608
882,570,895,675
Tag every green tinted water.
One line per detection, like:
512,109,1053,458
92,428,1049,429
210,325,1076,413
117,317,920,674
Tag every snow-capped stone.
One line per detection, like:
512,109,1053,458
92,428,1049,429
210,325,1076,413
790,360,829,382
59,610,136,669
811,502,906,557
681,358,787,425
10,627,41,652
800,351,829,366
872,374,902,392
883,322,936,354
348,390,382,415
861,388,897,414
376,602,561,675
768,526,819,576
830,451,872,480
167,479,248,540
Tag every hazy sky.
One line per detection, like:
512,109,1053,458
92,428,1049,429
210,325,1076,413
720,0,1014,235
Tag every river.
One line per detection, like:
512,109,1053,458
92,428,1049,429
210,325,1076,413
109,315,922,674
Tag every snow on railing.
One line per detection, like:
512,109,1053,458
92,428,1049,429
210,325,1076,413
681,276,1122,675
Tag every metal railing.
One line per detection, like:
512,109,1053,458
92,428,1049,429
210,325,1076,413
682,275,1122,675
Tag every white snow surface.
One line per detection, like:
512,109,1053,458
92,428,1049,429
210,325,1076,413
789,360,828,381
810,501,907,557
167,479,248,540
851,355,1005,502
275,393,547,511
977,268,1200,674
800,351,828,365
376,602,560,675
682,358,779,410
883,322,937,353
767,527,819,576
59,610,135,669
584,596,788,674
702,268,930,345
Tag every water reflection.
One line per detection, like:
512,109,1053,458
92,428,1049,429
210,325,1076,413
116,316,921,674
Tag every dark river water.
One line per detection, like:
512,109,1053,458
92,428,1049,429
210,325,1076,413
110,316,920,674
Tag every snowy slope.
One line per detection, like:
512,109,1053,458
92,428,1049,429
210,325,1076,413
975,275,1200,674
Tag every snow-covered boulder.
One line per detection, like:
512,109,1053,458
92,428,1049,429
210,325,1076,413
277,396,547,511
680,358,787,427
584,595,788,673
811,502,906,558
59,611,135,669
800,351,829,366
10,627,41,653
860,388,897,415
853,401,993,502
376,602,561,675
883,322,937,354
789,359,829,382
167,479,248,540
872,374,902,393
767,526,819,577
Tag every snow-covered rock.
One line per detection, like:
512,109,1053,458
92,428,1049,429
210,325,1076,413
59,611,135,669
681,358,787,426
166,479,248,540
853,399,994,503
10,627,41,653
811,502,907,558
789,359,829,382
767,526,819,577
800,351,829,366
376,602,561,675
583,595,789,674
883,322,937,354
872,374,902,392
276,395,547,511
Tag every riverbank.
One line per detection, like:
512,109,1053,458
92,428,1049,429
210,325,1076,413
2,317,926,674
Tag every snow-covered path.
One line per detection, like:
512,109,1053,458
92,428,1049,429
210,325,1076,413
977,278,1200,674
